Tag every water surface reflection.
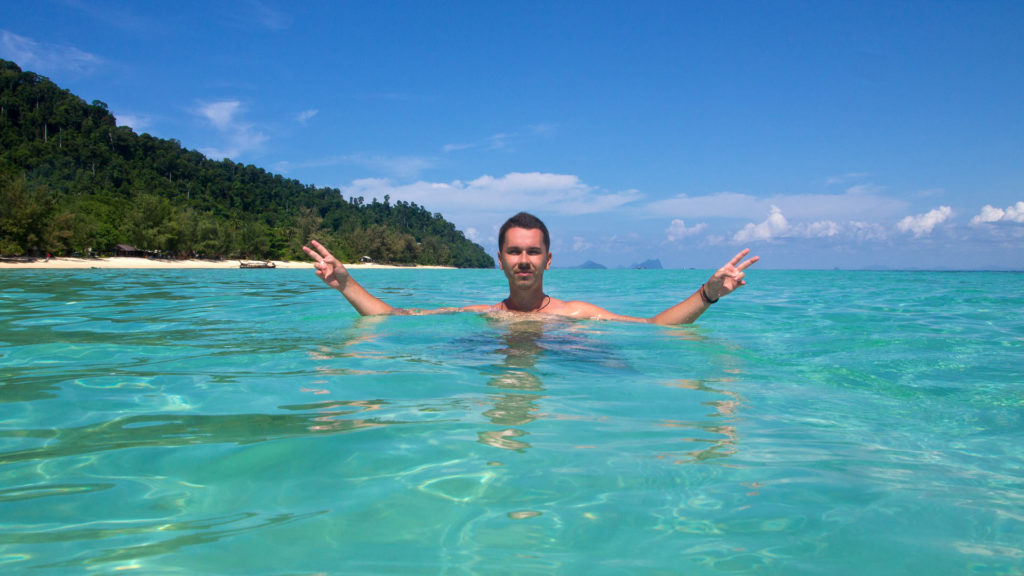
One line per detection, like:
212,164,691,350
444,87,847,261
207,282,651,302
479,319,549,451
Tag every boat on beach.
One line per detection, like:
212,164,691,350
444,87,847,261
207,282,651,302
239,260,276,269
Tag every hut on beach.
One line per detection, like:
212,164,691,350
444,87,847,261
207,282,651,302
115,244,143,257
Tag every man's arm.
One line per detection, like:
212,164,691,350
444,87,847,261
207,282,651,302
304,241,498,316
649,249,759,325
560,249,758,325
303,240,396,316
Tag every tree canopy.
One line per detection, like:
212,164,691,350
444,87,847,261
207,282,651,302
0,60,494,268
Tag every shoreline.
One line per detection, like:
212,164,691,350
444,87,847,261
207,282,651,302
0,256,455,270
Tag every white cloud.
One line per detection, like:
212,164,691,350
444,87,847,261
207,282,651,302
825,173,871,186
528,123,559,136
845,183,886,196
348,155,433,178
971,205,1006,225
805,220,841,237
729,204,960,244
194,100,268,160
848,221,888,242
0,30,102,75
915,187,946,199
442,124,555,154
251,0,293,30
199,101,240,130
296,109,318,124
733,206,790,243
443,133,512,153
731,206,846,244
644,185,908,222
441,142,473,153
971,202,1024,225
229,0,292,30
298,154,433,179
115,113,152,133
602,233,641,252
340,172,641,217
645,191,764,219
572,236,592,252
896,206,953,237
665,219,706,243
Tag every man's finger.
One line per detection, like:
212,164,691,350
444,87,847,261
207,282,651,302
311,240,332,259
736,255,760,271
728,248,751,266
302,245,322,262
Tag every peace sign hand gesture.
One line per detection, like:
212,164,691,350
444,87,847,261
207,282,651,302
704,249,760,301
302,240,351,290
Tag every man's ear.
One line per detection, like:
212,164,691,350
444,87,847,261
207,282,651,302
545,252,552,270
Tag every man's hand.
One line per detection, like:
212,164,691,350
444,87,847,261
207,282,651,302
303,240,350,290
704,249,759,301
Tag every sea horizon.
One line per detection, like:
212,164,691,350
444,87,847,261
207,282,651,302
2,255,1023,273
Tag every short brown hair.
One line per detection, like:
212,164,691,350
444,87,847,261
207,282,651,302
499,212,550,251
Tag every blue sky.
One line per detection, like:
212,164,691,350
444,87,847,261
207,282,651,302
4,1,1023,269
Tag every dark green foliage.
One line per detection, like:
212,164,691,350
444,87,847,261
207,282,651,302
0,60,494,268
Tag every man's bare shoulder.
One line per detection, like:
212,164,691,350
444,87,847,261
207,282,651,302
550,299,649,323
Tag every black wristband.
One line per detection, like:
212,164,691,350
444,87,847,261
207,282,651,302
700,284,719,305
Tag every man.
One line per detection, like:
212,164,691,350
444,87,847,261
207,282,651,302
303,212,758,325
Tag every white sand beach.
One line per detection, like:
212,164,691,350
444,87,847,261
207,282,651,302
0,257,455,270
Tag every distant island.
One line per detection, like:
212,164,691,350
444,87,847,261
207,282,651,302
561,258,665,270
631,259,663,270
0,60,493,268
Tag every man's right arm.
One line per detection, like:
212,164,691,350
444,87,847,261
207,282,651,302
303,240,395,316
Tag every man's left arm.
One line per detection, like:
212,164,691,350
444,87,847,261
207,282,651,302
649,249,759,325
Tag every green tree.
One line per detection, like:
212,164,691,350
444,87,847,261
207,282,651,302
0,173,58,255
0,58,494,267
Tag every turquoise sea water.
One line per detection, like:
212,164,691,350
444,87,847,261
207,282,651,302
0,268,1022,575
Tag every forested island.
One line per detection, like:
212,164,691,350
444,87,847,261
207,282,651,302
0,60,494,268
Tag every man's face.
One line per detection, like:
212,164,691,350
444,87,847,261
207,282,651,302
498,227,551,289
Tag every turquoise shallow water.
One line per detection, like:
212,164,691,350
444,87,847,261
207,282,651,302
1,268,1022,575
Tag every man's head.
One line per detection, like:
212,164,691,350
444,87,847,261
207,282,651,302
497,212,552,291
499,212,550,252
